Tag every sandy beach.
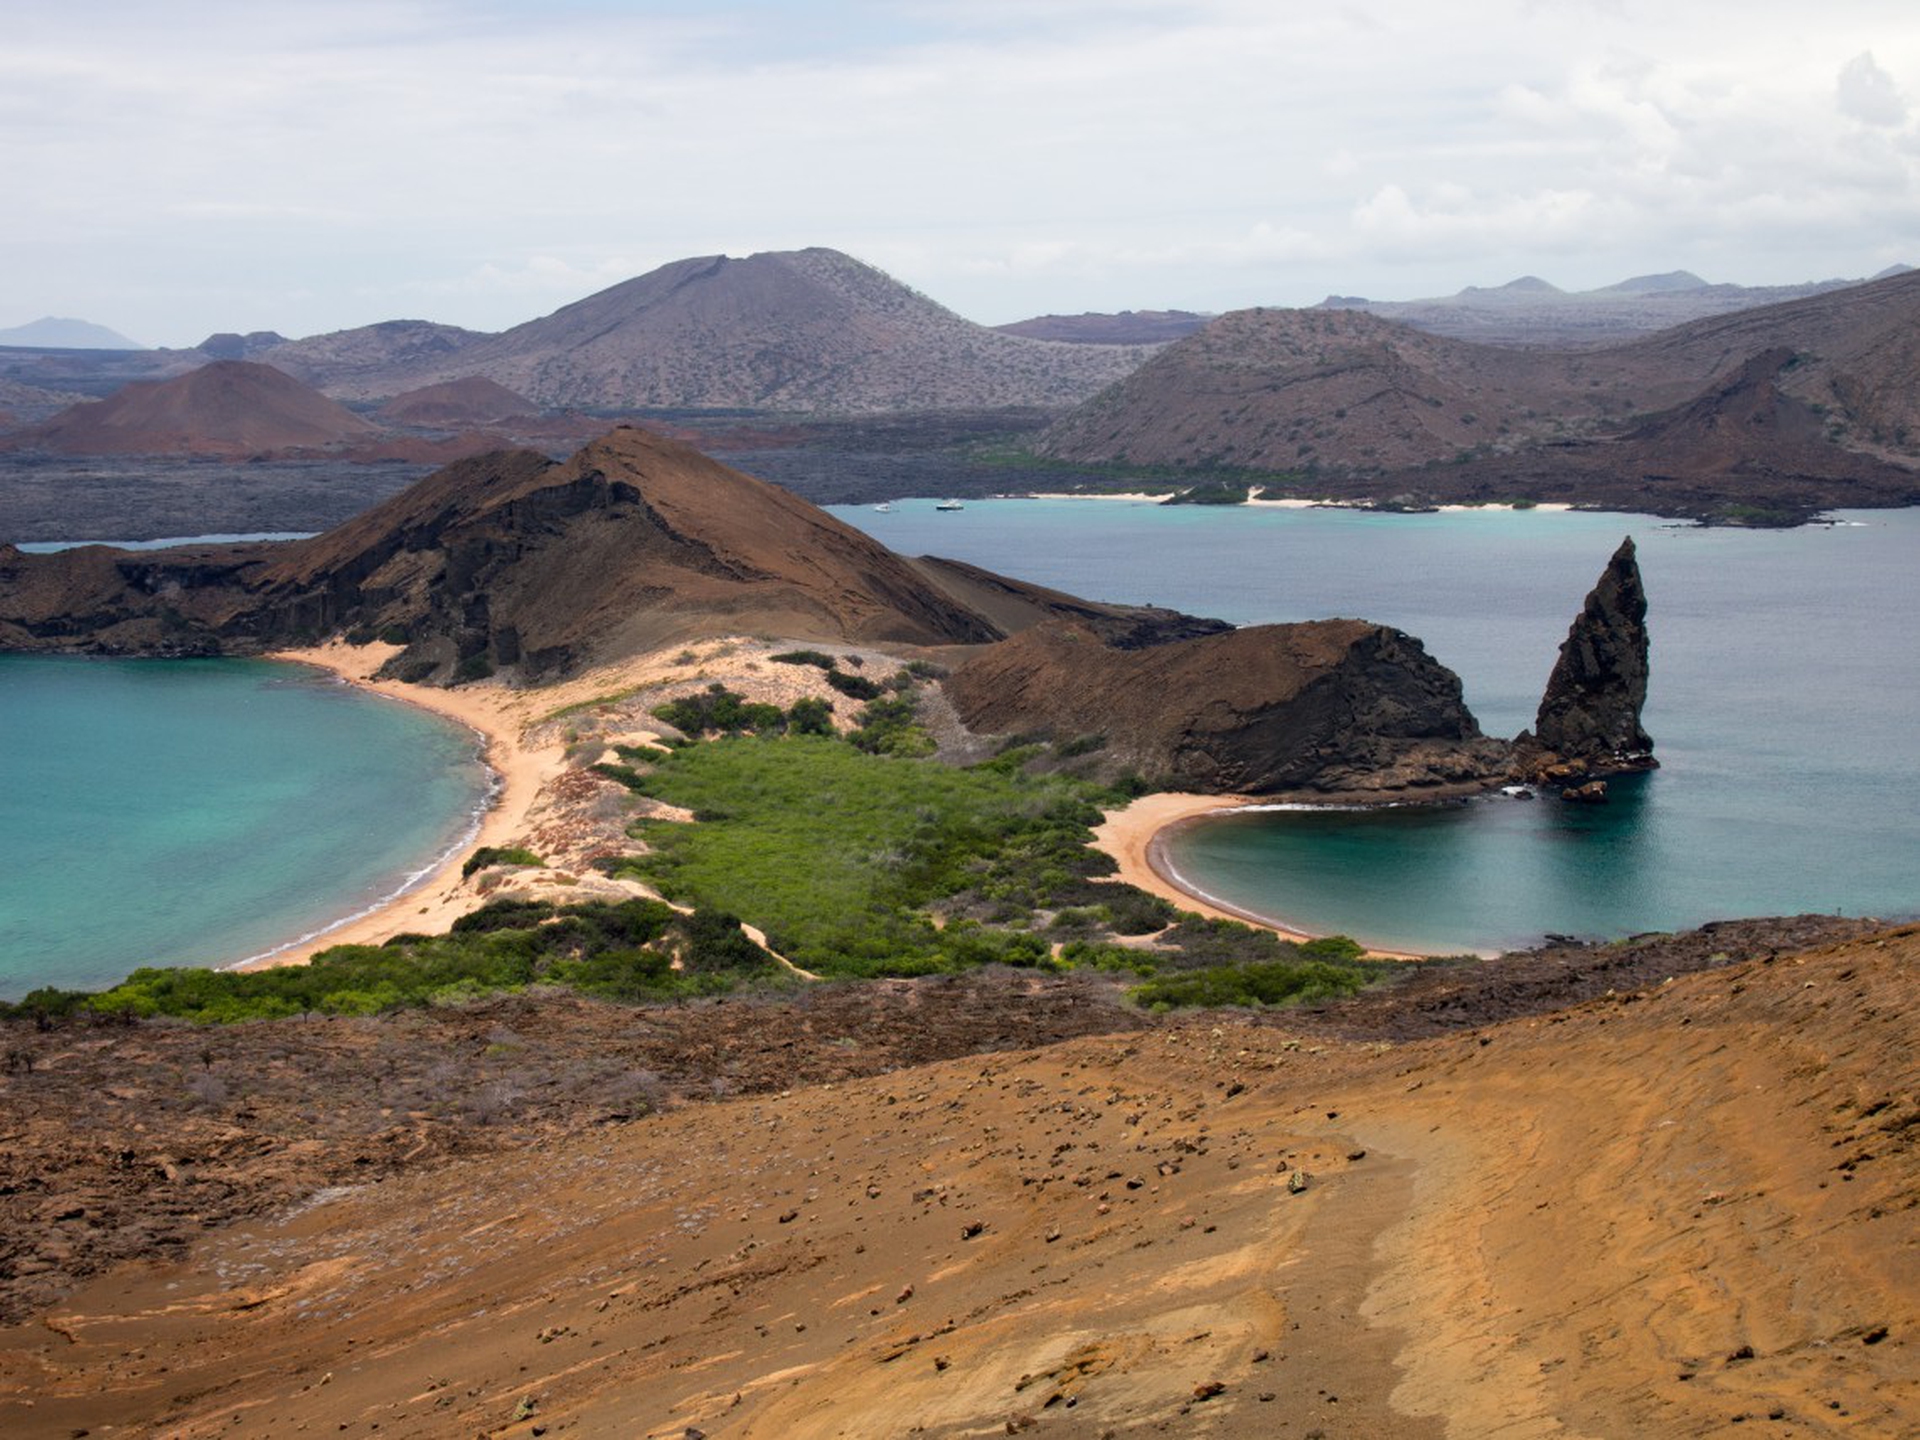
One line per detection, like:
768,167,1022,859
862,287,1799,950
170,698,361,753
245,641,570,968
1090,791,1316,938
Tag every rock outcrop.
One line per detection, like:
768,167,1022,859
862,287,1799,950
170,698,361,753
944,617,1510,797
1517,536,1654,780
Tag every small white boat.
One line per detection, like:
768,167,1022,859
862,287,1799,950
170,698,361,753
872,502,891,513
935,499,964,511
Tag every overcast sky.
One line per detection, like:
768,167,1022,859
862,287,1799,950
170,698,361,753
4,0,1915,348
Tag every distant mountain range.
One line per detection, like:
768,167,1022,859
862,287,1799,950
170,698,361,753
0,317,146,351
1314,266,1914,347
1037,268,1920,522
2,251,1916,524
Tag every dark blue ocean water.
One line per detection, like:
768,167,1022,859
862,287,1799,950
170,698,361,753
833,499,1920,953
0,656,490,997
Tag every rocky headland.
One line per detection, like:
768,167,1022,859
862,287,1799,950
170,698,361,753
0,425,1649,801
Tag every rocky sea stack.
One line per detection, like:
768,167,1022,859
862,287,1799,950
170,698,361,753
1518,535,1655,782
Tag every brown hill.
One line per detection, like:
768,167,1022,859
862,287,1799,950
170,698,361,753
15,360,383,458
1038,271,1920,521
946,616,1509,796
291,248,1158,411
1035,306,1620,473
373,375,538,427
3,920,1910,1436
1,428,1231,677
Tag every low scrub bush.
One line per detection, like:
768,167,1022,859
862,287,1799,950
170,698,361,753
461,845,545,878
6,898,783,1024
1130,959,1371,1009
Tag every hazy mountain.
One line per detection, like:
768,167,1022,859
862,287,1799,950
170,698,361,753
275,248,1157,413
259,320,490,394
1316,266,1909,346
992,311,1210,344
374,376,538,428
1037,269,1920,522
0,317,146,350
18,360,383,458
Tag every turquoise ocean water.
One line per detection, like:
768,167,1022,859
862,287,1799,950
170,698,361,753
834,499,1920,954
0,656,490,997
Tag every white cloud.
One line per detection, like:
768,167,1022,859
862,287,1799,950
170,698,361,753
1,1,1916,342
1838,51,1909,127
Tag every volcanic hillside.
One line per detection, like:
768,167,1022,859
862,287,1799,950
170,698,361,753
15,360,382,458
0,427,1210,676
1037,269,1920,515
273,248,1159,411
255,319,488,394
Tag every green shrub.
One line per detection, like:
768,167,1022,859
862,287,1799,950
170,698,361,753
825,670,885,701
10,898,780,1023
1129,959,1371,1009
787,696,835,736
653,685,790,737
769,649,837,670
461,845,546,878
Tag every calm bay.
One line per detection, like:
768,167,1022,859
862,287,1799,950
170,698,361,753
0,656,490,998
834,499,1920,953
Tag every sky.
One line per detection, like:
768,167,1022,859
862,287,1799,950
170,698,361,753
3,0,1916,348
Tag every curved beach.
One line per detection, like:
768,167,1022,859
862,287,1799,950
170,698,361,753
1091,792,1312,937
1091,792,1426,958
242,641,570,969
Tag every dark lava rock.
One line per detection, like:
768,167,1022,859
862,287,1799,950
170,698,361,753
1519,536,1654,778
944,617,1510,797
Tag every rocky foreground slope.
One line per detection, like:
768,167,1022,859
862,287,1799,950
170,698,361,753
2,918,1910,1436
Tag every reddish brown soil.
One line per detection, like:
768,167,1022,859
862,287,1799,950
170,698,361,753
3,917,1912,1438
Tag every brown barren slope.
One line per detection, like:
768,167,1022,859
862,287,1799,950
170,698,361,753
1037,271,1920,520
16,360,383,457
303,248,1157,411
1,925,1911,1437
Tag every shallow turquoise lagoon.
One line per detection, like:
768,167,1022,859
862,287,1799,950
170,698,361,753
0,656,490,997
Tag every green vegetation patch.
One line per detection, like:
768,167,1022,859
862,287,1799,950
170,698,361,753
608,734,1132,978
462,845,546,878
4,898,783,1024
1130,958,1373,1010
